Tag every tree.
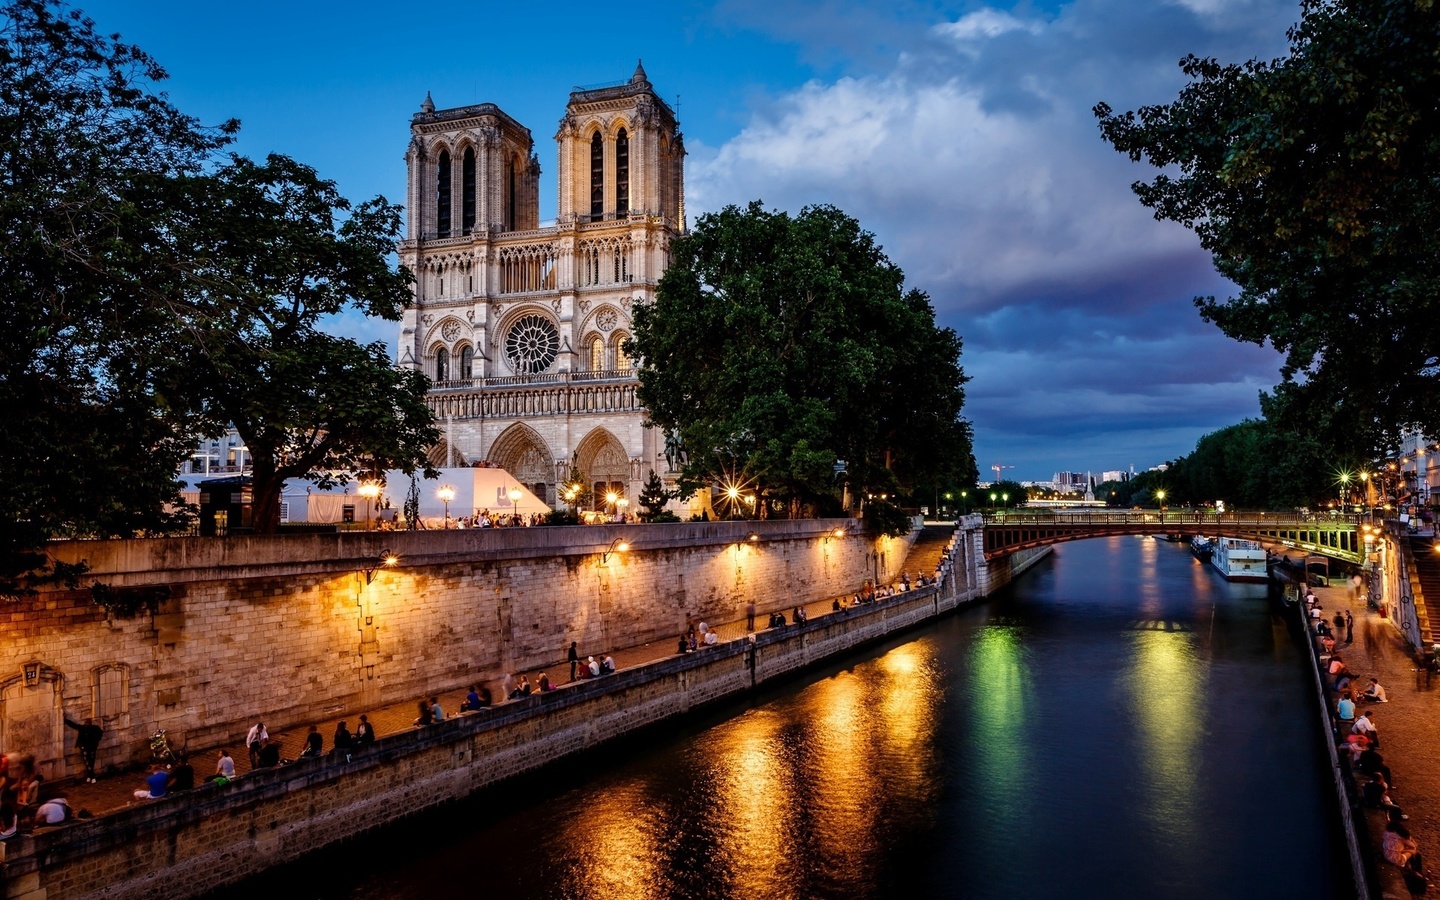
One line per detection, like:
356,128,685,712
1095,0,1440,455
176,154,436,532
629,201,975,517
988,480,1027,509
637,470,677,522
404,473,421,530
0,0,236,592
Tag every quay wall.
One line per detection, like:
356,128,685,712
0,521,916,782
1,579,977,900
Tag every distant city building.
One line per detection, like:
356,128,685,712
1101,470,1129,484
1052,472,1087,489
397,63,685,511
1148,463,1170,473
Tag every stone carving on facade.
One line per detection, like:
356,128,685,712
551,297,562,314
440,319,463,342
479,125,501,148
596,308,618,332
578,299,590,314
421,314,433,326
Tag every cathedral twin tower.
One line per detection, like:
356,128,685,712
397,63,684,512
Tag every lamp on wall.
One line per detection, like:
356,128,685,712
361,550,399,585
602,538,630,563
824,526,848,544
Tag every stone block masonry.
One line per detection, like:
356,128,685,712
0,580,974,900
0,521,914,784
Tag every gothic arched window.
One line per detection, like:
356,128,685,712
460,346,474,380
507,156,518,231
612,334,631,371
590,131,604,220
616,129,629,216
435,347,450,383
589,335,605,371
462,148,476,234
436,150,452,237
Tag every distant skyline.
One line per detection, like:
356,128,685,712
84,0,1303,480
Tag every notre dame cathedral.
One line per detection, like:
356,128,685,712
396,63,684,511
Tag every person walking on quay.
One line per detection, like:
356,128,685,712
246,722,268,769
568,641,580,681
64,715,104,783
1344,610,1355,645
746,601,757,632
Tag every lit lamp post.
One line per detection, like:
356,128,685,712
1339,472,1352,509
989,491,997,515
437,484,455,528
616,497,629,522
1155,489,1166,522
960,490,968,516
508,486,523,524
605,491,618,521
357,481,381,530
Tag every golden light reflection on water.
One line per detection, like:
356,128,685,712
557,782,667,900
1129,627,1204,858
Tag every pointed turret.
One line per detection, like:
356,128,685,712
631,59,648,84
420,91,435,114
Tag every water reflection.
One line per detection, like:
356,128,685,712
1129,628,1204,874
223,539,1346,900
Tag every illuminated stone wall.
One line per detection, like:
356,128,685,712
0,521,915,779
0,583,967,900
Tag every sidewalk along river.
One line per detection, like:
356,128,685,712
218,535,1348,900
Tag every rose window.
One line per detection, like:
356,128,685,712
505,315,560,374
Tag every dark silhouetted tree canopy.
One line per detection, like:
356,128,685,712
1095,0,1440,456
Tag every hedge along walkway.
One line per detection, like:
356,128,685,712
1309,578,1440,897
36,581,926,823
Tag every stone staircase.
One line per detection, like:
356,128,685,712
1409,535,1440,646
901,523,957,578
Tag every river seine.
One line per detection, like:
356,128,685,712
235,535,1349,899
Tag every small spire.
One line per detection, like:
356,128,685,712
631,59,647,84
420,91,435,114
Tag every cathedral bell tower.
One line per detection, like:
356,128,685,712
555,60,684,227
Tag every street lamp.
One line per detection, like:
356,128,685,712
508,486,523,524
960,490,968,515
989,491,997,514
1155,489,1166,521
360,550,399,585
358,481,381,530
437,484,455,528
605,491,619,520
616,497,629,521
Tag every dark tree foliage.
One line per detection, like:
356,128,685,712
0,0,236,592
1095,0,1440,456
0,0,437,589
176,155,436,532
629,201,976,517
987,480,1027,509
636,470,677,522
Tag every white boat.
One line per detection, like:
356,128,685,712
1210,537,1269,582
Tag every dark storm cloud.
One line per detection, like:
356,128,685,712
689,0,1302,478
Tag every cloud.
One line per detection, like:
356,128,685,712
689,0,1300,477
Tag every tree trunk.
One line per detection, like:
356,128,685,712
249,461,284,534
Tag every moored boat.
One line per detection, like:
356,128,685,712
1210,537,1268,582
1189,536,1214,562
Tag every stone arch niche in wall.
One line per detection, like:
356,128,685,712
487,423,555,505
91,662,131,727
0,662,66,778
575,428,630,510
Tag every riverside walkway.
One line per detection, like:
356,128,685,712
23,578,941,825
1305,570,1440,897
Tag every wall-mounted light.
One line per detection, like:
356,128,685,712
361,549,399,585
824,527,848,544
602,538,630,563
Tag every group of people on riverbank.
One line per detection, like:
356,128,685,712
1313,592,1430,895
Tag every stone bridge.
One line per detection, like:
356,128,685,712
980,510,1364,565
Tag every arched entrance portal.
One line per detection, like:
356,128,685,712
575,428,630,513
487,423,556,505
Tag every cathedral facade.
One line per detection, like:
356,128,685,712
396,64,684,510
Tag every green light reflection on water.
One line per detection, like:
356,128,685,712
966,625,1031,822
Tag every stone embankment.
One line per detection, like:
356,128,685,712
0,552,1013,900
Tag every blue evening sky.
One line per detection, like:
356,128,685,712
82,0,1303,481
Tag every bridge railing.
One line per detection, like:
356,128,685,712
979,509,1362,528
